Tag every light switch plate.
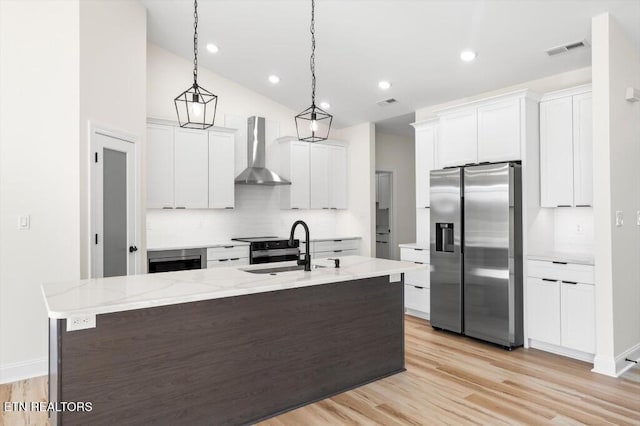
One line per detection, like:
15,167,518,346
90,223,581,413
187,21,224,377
18,215,30,230
616,211,624,227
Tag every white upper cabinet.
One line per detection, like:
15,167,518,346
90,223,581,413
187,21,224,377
147,122,237,210
477,99,521,163
573,93,593,207
147,124,175,209
433,91,535,169
208,130,235,209
279,140,310,209
278,139,347,210
540,96,574,207
413,120,436,208
437,109,477,168
174,128,209,209
540,85,593,208
328,145,347,209
310,144,330,209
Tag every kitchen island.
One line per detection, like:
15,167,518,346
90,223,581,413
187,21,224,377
42,256,424,426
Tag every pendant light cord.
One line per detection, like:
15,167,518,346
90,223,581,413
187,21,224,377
193,0,199,86
310,0,316,106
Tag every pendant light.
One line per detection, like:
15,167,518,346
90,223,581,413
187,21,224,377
174,0,217,129
295,0,332,142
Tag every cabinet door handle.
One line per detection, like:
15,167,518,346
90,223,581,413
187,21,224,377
552,261,567,265
218,259,229,262
333,240,343,242
541,278,557,282
230,258,240,261
223,246,234,249
225,207,234,209
291,207,300,210
562,280,578,285
333,250,343,253
556,205,572,208
414,248,424,251
176,206,186,209
414,286,425,290
414,261,424,264
576,204,591,207
162,206,173,209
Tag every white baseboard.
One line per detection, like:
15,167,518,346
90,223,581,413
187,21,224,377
405,309,430,321
592,342,640,377
0,358,47,384
529,339,594,363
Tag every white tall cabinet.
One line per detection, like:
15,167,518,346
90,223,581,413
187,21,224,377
310,144,330,209
412,119,437,209
539,85,593,207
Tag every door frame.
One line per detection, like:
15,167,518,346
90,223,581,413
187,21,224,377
89,123,140,278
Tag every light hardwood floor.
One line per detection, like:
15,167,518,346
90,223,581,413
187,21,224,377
2,316,639,425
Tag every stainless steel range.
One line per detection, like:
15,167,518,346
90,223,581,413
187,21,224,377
231,236,300,264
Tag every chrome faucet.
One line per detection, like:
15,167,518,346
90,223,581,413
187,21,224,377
289,220,311,272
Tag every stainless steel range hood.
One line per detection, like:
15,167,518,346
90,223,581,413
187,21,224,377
235,116,291,185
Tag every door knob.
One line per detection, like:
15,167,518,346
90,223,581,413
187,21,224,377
129,246,138,253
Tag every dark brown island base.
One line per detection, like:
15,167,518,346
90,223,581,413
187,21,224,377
48,275,405,425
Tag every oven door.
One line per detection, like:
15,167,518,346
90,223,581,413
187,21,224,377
251,247,300,264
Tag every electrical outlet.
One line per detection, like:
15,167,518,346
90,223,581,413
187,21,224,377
67,314,96,331
576,224,584,234
616,211,624,227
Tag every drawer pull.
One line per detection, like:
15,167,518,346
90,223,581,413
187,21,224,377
552,261,567,265
333,239,343,242
218,259,229,262
230,258,240,261
414,286,425,290
542,278,557,282
576,204,591,207
162,206,173,209
333,250,343,253
414,261,424,265
562,280,578,285
223,246,234,249
414,248,424,251
176,206,186,209
556,205,571,208
225,207,234,209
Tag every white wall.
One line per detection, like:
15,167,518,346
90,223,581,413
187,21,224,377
335,123,376,256
375,132,416,259
553,208,594,255
79,0,147,277
0,0,147,384
0,0,81,383
592,13,640,377
415,67,592,121
146,44,372,252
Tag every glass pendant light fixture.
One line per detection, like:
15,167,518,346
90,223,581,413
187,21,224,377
174,0,217,129
295,0,332,142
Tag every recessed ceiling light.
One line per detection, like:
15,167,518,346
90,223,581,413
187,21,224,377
206,43,219,54
378,80,392,90
320,101,331,109
268,75,280,84
460,49,477,62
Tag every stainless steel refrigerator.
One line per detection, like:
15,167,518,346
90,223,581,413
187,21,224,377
430,162,523,348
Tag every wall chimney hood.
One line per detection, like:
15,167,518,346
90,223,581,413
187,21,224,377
235,116,291,186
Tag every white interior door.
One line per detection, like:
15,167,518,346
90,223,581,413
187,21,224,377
91,129,137,278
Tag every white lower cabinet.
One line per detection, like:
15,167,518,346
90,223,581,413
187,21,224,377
206,245,250,268
527,260,595,360
561,282,595,353
400,247,430,318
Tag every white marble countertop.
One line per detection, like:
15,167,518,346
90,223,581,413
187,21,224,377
42,256,424,319
398,243,429,250
527,251,594,266
147,240,250,251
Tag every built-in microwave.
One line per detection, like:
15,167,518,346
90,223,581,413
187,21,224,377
147,248,207,273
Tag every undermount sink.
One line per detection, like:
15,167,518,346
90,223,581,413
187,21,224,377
242,264,327,274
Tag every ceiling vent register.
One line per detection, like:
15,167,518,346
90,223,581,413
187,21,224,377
545,39,590,56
